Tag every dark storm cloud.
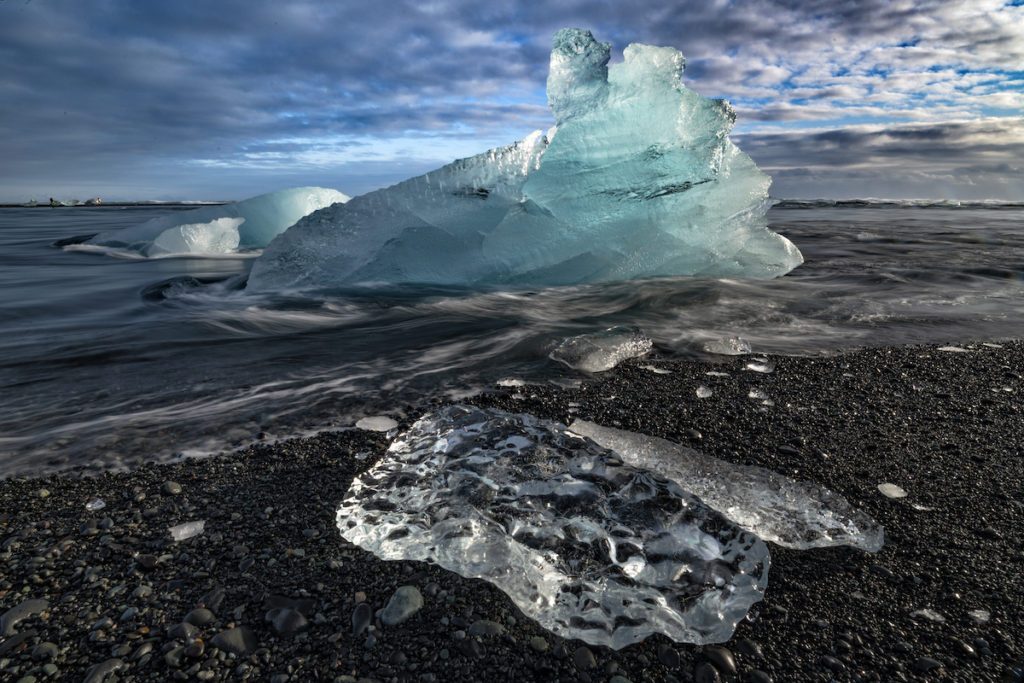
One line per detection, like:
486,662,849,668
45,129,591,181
0,0,1020,200
738,118,1024,199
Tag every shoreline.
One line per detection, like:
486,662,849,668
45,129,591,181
1,341,1022,681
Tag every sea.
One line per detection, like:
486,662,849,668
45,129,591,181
1,200,1022,478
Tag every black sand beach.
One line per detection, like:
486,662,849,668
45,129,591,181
1,341,1022,682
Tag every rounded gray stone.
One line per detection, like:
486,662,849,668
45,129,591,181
162,480,183,495
380,585,423,626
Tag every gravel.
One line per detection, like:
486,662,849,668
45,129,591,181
1,340,1022,681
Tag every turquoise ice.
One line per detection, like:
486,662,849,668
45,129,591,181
248,28,802,290
86,186,348,257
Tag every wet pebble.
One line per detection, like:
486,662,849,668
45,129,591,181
657,643,680,667
351,602,372,637
914,656,943,672
704,646,736,676
573,645,597,670
161,481,182,495
184,607,215,626
380,585,423,626
1,598,49,636
210,626,257,655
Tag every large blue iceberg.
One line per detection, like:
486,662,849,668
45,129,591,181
85,187,348,257
247,29,802,291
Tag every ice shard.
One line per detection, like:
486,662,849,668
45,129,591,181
337,405,769,648
569,420,884,552
248,28,801,291
86,187,348,257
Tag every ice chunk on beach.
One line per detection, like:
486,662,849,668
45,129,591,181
248,29,801,291
568,420,883,552
169,520,205,541
337,405,769,648
877,482,907,498
549,326,652,372
86,187,348,257
355,416,399,432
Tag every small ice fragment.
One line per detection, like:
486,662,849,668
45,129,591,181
703,337,751,355
748,389,769,401
641,365,672,375
356,416,399,432
569,418,884,552
744,360,775,373
169,521,206,542
85,498,106,512
967,608,991,624
909,608,946,623
877,483,907,499
911,503,934,511
937,346,970,353
705,371,729,377
497,378,526,387
696,386,713,399
982,343,1003,349
549,326,652,372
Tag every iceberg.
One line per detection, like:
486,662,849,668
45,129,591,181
86,187,348,257
337,405,769,648
248,28,801,291
569,420,883,552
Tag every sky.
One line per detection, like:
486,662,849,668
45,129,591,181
1,0,1022,202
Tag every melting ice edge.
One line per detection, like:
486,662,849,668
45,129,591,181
337,405,882,649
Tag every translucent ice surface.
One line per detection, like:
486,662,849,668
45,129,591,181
549,326,653,372
249,28,801,291
569,420,883,552
337,405,769,648
86,187,348,257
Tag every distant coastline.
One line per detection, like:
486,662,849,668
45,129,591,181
0,201,231,208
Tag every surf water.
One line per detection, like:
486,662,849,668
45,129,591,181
1,201,1022,477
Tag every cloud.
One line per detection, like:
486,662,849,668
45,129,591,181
0,0,1020,200
737,117,1024,199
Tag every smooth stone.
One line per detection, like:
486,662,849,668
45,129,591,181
529,636,549,652
748,671,772,683
694,662,720,683
90,616,113,632
735,637,763,659
200,587,226,613
35,489,49,499
130,641,153,661
351,603,371,637
184,640,205,658
83,658,123,682
1,598,48,636
30,641,58,660
184,608,215,626
211,626,258,655
914,656,943,672
162,481,183,495
266,607,308,636
380,586,423,627
821,655,845,673
164,646,185,668
704,646,737,676
467,619,505,637
168,622,199,640
657,643,680,667
573,646,597,670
